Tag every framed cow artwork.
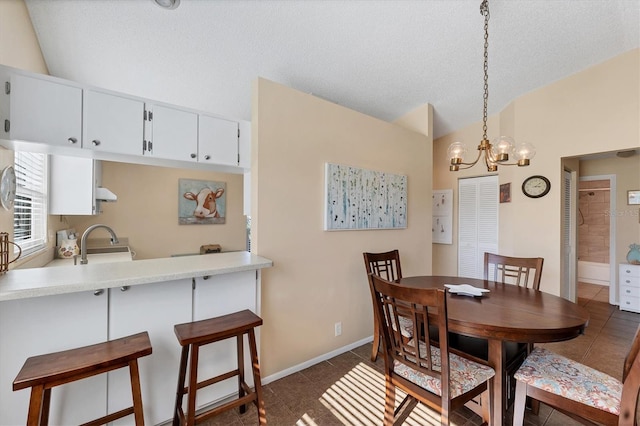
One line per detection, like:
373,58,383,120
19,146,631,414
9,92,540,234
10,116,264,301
178,178,227,225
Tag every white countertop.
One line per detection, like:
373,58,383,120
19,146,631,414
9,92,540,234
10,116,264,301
0,251,273,302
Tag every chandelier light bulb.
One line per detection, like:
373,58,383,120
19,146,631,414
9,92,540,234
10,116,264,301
491,136,515,161
514,142,537,166
447,142,467,163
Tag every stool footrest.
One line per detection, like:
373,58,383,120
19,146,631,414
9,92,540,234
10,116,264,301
195,392,257,424
186,369,240,394
80,406,134,426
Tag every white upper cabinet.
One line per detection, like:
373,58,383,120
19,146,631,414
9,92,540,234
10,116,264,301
145,103,198,162
49,156,97,215
83,89,144,156
6,73,82,147
0,65,248,173
198,114,238,166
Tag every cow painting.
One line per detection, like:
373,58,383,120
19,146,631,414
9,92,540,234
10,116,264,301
179,179,226,225
184,187,224,218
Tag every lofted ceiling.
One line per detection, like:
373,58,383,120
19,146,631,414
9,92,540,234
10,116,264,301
24,0,640,139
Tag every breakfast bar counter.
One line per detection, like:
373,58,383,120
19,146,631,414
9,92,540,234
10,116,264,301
0,251,272,301
0,251,273,425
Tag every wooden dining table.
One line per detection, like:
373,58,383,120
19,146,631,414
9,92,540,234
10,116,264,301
398,275,590,426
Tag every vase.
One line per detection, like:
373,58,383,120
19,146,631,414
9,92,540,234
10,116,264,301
58,238,80,258
626,243,640,265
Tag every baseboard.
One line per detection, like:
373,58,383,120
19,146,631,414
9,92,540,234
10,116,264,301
262,335,374,385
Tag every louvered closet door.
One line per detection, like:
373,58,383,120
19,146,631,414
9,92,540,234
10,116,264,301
562,169,575,301
458,175,498,278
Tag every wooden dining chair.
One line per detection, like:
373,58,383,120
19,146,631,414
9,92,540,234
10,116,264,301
484,252,544,290
363,250,408,362
368,273,495,425
449,252,544,409
513,324,640,425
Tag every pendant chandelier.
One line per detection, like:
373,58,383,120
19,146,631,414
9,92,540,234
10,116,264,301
448,0,535,172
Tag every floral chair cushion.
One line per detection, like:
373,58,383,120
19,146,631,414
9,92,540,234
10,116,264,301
393,339,495,398
394,315,414,338
514,347,622,415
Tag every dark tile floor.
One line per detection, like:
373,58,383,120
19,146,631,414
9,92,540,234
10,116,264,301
204,283,639,425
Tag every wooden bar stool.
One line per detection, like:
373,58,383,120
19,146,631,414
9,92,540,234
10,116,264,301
13,332,152,426
172,309,266,425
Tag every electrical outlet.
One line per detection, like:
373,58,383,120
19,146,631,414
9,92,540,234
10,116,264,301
334,321,342,336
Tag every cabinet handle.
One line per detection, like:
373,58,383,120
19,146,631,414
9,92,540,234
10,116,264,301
204,155,211,160
120,286,130,292
626,280,631,284
626,270,631,273
68,137,78,144
92,139,101,146
93,289,104,296
626,289,631,294
203,275,210,280
190,153,196,159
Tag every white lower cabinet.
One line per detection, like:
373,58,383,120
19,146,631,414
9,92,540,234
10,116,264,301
0,270,261,426
0,290,108,426
619,264,640,313
192,271,258,410
108,279,192,425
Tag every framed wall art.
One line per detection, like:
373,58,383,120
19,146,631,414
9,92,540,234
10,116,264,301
324,163,407,231
500,182,511,203
628,190,640,205
179,178,227,225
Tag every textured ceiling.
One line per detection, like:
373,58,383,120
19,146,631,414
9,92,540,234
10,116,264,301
24,0,640,139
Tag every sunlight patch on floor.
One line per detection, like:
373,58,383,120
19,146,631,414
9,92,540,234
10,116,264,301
311,362,463,426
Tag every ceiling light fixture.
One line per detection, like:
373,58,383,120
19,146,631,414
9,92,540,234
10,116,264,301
448,0,535,172
153,0,180,10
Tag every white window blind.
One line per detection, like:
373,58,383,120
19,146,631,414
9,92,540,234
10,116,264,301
13,152,48,256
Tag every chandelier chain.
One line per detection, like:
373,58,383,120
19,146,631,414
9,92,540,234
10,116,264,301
481,0,490,141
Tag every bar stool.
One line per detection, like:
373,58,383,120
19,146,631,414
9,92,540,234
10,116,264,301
13,331,152,426
173,309,266,425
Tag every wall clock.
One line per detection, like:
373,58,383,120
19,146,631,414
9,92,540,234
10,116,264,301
522,175,550,199
0,166,16,210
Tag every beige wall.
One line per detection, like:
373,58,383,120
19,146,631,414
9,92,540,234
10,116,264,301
253,78,432,377
433,49,640,295
62,162,247,259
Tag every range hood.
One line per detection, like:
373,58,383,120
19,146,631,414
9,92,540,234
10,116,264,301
95,186,117,202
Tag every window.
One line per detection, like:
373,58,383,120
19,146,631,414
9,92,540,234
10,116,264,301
13,152,48,256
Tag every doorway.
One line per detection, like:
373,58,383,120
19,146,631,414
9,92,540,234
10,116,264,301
577,175,617,305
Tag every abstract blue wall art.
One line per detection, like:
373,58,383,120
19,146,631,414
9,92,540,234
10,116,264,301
324,163,407,231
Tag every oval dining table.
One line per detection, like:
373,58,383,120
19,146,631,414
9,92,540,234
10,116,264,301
397,275,590,426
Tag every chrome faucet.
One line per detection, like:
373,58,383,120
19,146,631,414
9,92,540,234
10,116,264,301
79,224,120,265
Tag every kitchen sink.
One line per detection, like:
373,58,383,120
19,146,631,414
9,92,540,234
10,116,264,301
86,246,130,254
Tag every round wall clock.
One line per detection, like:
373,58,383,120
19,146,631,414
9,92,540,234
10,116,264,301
522,175,550,199
0,166,16,210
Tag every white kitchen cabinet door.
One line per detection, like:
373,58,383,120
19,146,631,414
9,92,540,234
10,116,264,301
49,156,97,215
198,114,239,166
84,89,144,155
146,103,198,162
192,271,258,409
108,279,192,426
8,73,82,147
0,290,108,426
